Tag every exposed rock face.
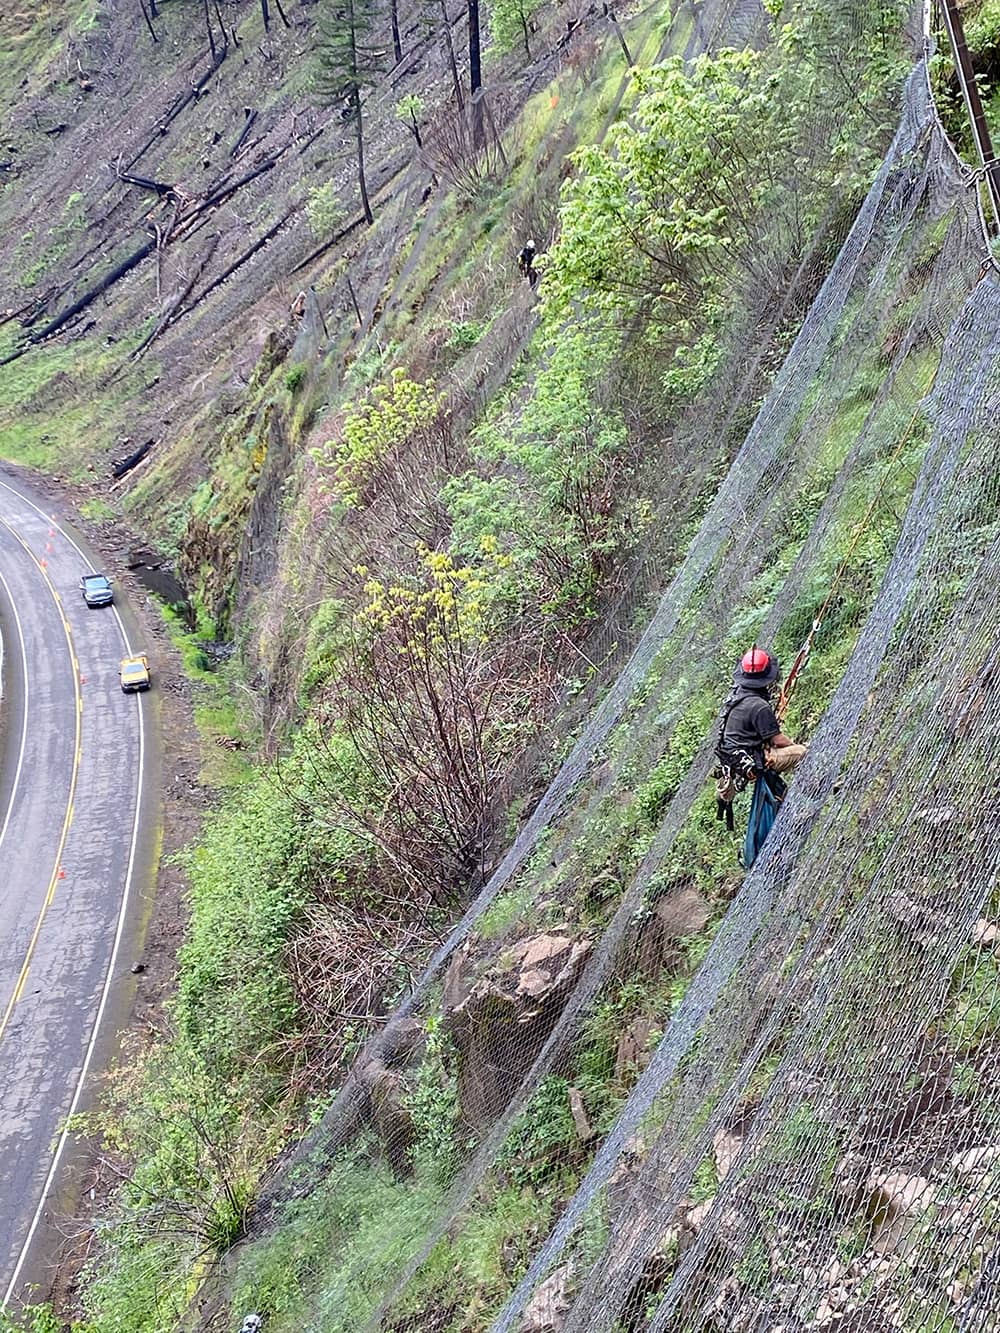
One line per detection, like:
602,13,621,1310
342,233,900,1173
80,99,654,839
444,933,592,1131
635,885,711,980
615,1014,663,1077
713,1125,743,1182
328,1018,424,1177
518,1265,572,1332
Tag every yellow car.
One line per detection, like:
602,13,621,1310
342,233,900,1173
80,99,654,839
120,653,151,693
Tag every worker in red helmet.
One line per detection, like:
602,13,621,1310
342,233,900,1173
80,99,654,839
717,647,808,785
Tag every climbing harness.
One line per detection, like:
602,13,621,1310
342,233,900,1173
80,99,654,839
714,686,765,832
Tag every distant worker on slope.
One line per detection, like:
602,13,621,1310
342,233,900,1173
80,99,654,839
715,647,808,867
517,239,539,289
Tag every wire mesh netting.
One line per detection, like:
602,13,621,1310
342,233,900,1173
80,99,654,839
226,2,1000,1330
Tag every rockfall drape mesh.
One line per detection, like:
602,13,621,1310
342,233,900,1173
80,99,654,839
231,1,1000,1330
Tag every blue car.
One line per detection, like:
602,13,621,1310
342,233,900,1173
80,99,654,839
80,573,114,608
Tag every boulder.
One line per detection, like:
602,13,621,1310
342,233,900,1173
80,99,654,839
635,885,710,980
677,1200,712,1256
519,1265,572,1333
951,1144,1000,1175
444,933,592,1130
713,1126,743,1182
866,1171,935,1255
358,1057,415,1177
913,805,955,826
973,918,1000,947
615,1015,663,1077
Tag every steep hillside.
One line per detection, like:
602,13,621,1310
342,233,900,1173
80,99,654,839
3,0,998,1331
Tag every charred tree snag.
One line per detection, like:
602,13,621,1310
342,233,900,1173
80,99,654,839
468,0,483,147
390,0,403,64
138,0,158,42
438,0,464,110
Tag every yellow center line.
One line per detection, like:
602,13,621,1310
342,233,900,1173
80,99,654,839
0,522,82,1042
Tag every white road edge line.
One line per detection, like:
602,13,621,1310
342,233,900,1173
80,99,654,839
0,562,31,861
0,479,146,1309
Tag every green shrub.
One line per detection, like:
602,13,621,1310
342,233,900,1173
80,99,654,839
446,319,487,353
305,182,343,239
285,364,308,393
403,1018,462,1181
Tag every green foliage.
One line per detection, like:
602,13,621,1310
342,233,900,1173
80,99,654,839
395,92,425,142
176,730,369,1079
300,597,349,701
661,331,725,404
452,319,645,625
305,182,343,239
0,1305,87,1333
14,191,87,288
285,363,308,393
734,1233,771,1294
446,319,488,353
96,1047,260,1249
78,496,115,522
233,1155,445,1332
541,50,772,333
489,0,542,55
475,879,535,939
403,1018,462,1181
313,0,382,104
689,1154,719,1203
314,368,441,504
947,951,1000,1049
496,1075,580,1187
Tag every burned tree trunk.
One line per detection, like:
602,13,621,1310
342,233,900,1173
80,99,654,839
390,0,403,63
468,0,483,148
438,0,464,110
138,0,158,42
353,88,374,226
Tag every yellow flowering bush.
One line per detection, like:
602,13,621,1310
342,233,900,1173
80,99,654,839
314,368,442,505
358,536,513,654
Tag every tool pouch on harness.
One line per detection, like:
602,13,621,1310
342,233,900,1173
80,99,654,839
714,749,757,830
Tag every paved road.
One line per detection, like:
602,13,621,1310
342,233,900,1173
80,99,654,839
0,473,152,1304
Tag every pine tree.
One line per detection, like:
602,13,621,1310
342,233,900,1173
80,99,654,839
315,0,383,227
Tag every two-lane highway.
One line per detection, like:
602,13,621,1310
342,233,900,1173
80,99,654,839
0,473,153,1304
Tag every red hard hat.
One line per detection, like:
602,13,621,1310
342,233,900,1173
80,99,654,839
741,647,772,676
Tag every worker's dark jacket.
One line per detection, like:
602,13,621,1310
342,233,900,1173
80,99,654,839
719,687,780,764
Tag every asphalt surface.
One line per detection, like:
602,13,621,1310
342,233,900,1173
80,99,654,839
0,474,150,1304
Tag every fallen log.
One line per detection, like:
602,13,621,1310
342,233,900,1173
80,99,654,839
112,438,154,479
230,108,258,158
28,237,156,345
173,207,295,321
124,47,227,170
0,290,55,330
115,166,177,197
